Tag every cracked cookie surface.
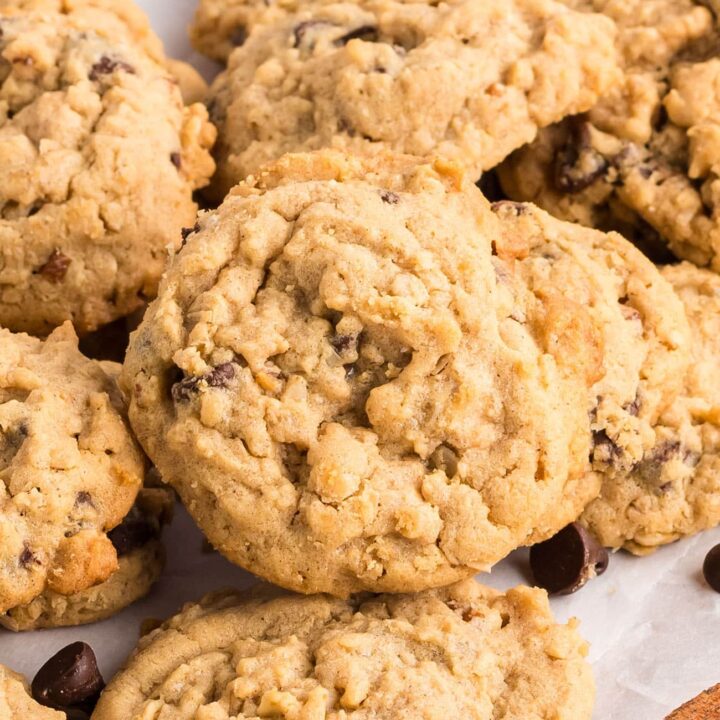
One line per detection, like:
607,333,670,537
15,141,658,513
581,263,720,553
205,0,620,197
0,322,146,614
499,1,720,269
122,150,595,596
0,10,216,335
93,580,594,720
0,665,63,719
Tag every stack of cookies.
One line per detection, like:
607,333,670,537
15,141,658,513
1,0,719,717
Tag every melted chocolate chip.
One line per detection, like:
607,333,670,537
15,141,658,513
330,334,355,354
230,25,247,47
181,222,201,245
530,523,609,595
19,544,38,568
634,440,681,486
703,544,720,593
171,363,236,402
32,642,105,711
37,249,71,283
592,429,623,465
380,190,400,204
75,491,93,507
335,25,379,45
554,123,609,194
170,152,182,169
89,56,135,81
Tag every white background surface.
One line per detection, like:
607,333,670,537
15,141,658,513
1,3,720,717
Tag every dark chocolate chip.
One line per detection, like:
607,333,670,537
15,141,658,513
554,123,609,194
108,512,158,557
171,363,236,402
529,522,609,595
329,334,355,354
75,491,93,507
89,56,135,81
591,428,623,465
703,544,720,593
37,249,71,283
170,152,182,169
181,222,201,245
335,25,378,45
31,642,105,711
380,190,400,204
634,440,681,486
19,544,38,568
230,25,247,47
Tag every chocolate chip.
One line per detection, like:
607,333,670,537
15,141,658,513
529,523,609,595
591,428,623,465
335,25,378,45
329,334,355,354
37,249,71,283
19,544,38,568
703,545,720,592
31,643,104,711
108,512,158,557
75,491,93,507
171,362,236,402
554,123,609,194
230,25,247,47
634,440,681,486
170,152,182,169
379,190,399,204
181,222,201,245
89,56,135,81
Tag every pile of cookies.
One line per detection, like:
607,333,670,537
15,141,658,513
1,0,720,717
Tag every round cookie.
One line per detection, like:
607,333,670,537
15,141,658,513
492,201,691,478
121,150,597,596
0,322,146,614
0,10,216,335
93,580,594,720
581,263,720,553
205,0,620,197
498,1,720,269
0,665,63,720
0,486,173,631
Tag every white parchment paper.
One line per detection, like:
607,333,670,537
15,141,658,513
1,3,719,717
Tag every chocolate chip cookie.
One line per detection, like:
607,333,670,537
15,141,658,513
122,150,597,596
581,263,720,553
205,0,620,198
93,580,595,720
0,10,216,335
0,665,63,719
499,1,720,269
492,201,691,480
0,487,173,631
0,323,146,614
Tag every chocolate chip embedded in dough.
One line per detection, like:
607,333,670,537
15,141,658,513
530,523,609,595
703,544,720,593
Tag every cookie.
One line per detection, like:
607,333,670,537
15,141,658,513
0,486,173,631
581,263,720,553
0,665,63,720
204,0,620,197
121,149,597,596
498,2,720,269
0,10,216,335
492,201,691,479
93,579,594,720
0,322,146,614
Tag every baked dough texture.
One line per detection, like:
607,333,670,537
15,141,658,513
93,580,595,720
0,665,63,720
122,150,597,596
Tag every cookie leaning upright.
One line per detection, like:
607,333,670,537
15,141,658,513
205,0,621,198
0,665,63,719
0,10,216,335
122,149,598,596
93,580,594,720
0,323,146,614
582,263,720,553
